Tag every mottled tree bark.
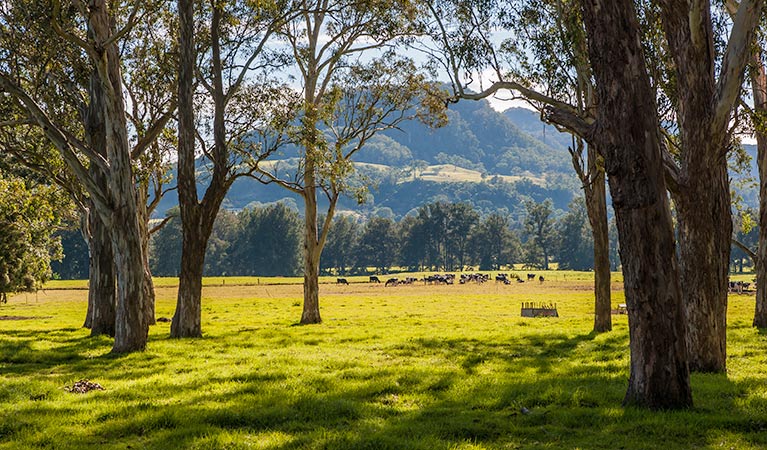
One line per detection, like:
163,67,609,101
136,185,156,326
172,0,203,338
83,68,116,337
752,51,767,328
85,205,116,337
587,151,611,333
301,184,323,324
171,0,230,337
581,0,691,409
658,0,762,372
89,0,148,353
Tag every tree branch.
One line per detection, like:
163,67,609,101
713,0,763,135
732,237,757,262
0,74,109,208
131,103,175,160
543,105,592,138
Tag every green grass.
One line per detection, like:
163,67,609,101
1,276,766,449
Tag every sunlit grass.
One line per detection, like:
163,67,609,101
2,274,766,449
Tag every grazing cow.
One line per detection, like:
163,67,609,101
539,275,544,284
369,276,381,283
517,278,525,283
495,274,508,283
385,278,399,287
337,278,349,285
527,273,536,281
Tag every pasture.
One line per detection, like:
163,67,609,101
1,273,766,449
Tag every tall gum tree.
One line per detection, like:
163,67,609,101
0,0,175,339
173,0,294,337
0,0,175,352
579,0,692,409
425,0,612,331
723,0,767,328
656,0,762,372
750,38,767,328
258,0,445,324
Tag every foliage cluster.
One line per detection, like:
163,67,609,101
0,174,65,301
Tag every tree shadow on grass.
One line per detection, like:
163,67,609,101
79,332,617,449
3,329,764,450
0,327,164,381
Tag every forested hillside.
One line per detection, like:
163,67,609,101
153,99,581,219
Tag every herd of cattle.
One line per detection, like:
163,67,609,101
335,272,545,286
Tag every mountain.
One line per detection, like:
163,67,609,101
502,107,574,151
153,98,582,219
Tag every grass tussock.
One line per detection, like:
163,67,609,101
0,273,766,449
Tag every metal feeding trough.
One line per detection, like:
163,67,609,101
521,302,559,318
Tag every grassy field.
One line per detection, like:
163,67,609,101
1,273,766,449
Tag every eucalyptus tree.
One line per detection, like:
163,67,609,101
173,0,296,337
578,0,692,409
723,0,767,328
254,0,445,324
651,0,762,372
424,0,612,331
557,198,593,271
355,216,398,273
226,203,303,276
0,0,175,340
0,0,176,352
749,30,767,328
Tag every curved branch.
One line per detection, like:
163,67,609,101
732,237,757,262
543,105,592,138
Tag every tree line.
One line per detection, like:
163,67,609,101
54,198,617,279
1,0,766,410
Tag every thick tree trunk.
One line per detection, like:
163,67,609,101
110,209,149,353
172,229,205,337
86,205,116,337
675,167,730,372
753,52,767,328
658,0,761,372
172,0,203,338
581,0,691,409
301,189,322,324
587,157,612,332
83,48,116,337
137,186,156,326
88,0,148,353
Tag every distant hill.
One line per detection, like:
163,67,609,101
153,98,584,219
502,107,574,151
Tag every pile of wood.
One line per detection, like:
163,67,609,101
64,379,105,394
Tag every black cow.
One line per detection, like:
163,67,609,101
527,273,536,281
369,276,381,283
538,276,544,284
337,278,349,285
385,278,399,287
